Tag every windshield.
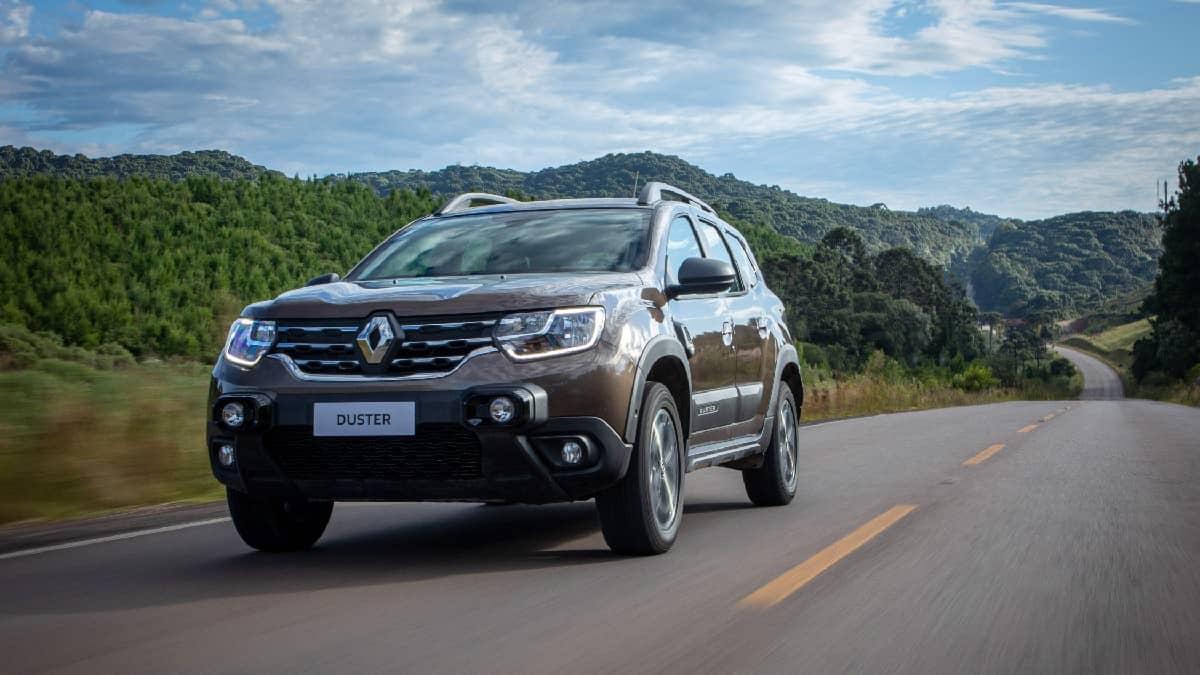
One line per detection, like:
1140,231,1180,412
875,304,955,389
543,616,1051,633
350,208,651,280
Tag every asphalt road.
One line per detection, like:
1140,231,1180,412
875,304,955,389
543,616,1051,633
1054,345,1126,400
4,358,1200,674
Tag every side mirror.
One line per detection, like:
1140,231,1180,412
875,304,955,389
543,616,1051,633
305,272,341,287
667,257,735,298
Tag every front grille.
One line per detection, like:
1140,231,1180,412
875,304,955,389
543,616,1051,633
273,323,362,373
271,314,499,376
390,317,497,375
265,424,483,481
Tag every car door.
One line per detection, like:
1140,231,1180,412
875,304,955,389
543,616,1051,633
695,220,766,434
663,212,735,444
726,229,772,434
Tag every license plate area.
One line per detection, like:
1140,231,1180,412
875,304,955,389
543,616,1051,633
313,402,416,437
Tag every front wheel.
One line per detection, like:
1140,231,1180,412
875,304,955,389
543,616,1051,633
742,386,799,506
596,382,684,555
226,488,333,552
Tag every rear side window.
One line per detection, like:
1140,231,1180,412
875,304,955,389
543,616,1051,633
727,234,759,288
665,215,704,284
698,222,744,293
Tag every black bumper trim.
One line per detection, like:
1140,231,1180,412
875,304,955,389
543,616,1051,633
208,410,631,503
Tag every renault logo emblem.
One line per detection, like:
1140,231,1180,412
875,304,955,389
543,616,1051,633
357,316,396,364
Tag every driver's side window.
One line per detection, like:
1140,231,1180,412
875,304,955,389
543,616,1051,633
665,215,704,285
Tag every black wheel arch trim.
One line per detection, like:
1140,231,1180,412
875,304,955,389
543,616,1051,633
769,343,803,415
624,335,693,443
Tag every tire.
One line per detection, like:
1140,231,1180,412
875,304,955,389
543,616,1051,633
742,386,799,507
596,382,684,555
226,488,333,552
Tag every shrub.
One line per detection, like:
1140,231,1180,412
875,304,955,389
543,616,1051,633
1049,357,1076,378
800,342,828,369
0,323,138,371
953,363,1000,391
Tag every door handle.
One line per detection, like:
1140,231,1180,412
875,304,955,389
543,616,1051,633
673,320,696,358
721,319,734,348
752,314,770,339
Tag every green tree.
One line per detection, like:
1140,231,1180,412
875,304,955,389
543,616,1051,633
1136,157,1200,379
0,175,439,359
991,324,1044,385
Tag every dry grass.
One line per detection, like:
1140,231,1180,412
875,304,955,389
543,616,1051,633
0,362,220,524
799,349,1080,422
801,373,1073,421
1140,383,1200,407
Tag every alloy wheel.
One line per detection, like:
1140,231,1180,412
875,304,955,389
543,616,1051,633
648,407,681,532
778,398,798,492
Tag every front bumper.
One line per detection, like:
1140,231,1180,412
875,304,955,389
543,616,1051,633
206,382,633,504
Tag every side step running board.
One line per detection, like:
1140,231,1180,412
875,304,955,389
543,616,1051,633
687,441,762,471
685,416,775,471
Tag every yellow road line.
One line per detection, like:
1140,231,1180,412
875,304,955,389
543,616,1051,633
740,504,918,609
964,443,1006,466
1018,424,1038,433
1041,413,1055,422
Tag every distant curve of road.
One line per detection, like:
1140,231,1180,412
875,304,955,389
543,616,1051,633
1054,344,1125,400
3,350,1199,674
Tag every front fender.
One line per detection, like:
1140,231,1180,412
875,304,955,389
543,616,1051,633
623,335,693,443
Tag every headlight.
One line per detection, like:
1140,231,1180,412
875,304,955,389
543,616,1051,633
223,318,277,368
494,307,604,361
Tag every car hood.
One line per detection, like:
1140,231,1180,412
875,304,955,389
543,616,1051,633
243,272,644,320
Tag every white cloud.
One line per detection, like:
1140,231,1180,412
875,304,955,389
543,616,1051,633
0,0,31,45
0,0,1191,218
1007,2,1134,24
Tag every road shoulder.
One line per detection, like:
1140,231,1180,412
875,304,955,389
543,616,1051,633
0,500,226,556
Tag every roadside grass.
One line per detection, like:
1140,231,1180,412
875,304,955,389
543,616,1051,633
801,365,1080,422
1061,335,1133,368
0,363,220,525
803,374,1019,421
1133,380,1200,407
1061,317,1150,373
1085,318,1152,352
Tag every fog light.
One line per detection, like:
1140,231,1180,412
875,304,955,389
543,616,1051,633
217,444,236,467
489,396,516,424
561,440,584,465
221,401,246,428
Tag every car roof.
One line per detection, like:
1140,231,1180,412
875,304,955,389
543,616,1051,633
431,197,647,218
430,183,721,223
425,197,747,240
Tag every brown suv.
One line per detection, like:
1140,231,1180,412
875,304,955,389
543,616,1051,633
208,182,803,555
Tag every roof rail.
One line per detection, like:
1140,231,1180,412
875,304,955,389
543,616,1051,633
435,192,519,216
636,181,715,215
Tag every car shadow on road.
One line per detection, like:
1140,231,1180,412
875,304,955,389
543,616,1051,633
683,501,756,515
5,499,755,615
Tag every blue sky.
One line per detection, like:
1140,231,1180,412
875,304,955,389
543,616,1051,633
1,1,1198,219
